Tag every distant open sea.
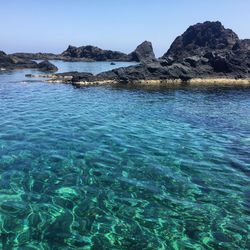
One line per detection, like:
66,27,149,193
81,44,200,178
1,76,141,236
0,61,249,249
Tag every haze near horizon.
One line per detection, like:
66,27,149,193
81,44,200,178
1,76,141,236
1,0,250,57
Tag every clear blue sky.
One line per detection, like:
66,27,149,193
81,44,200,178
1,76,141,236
1,0,250,57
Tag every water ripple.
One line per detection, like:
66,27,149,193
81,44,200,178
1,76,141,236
0,67,250,249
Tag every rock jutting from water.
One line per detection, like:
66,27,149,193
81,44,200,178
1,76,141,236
37,60,58,72
128,41,156,63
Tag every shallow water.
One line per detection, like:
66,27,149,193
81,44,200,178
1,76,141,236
36,60,138,74
0,62,250,249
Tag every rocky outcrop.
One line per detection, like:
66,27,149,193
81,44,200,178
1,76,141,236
159,21,250,79
162,21,239,60
61,41,156,62
128,41,156,63
46,21,249,85
94,61,212,83
61,45,130,61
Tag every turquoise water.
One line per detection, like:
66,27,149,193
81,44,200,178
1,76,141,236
0,62,250,249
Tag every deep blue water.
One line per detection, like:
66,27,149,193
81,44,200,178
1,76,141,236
0,62,250,249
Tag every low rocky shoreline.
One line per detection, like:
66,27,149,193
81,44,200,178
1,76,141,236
25,72,250,88
72,78,250,87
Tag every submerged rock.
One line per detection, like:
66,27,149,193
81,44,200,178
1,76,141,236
0,200,30,217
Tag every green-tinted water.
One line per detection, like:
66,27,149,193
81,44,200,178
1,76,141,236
0,63,249,249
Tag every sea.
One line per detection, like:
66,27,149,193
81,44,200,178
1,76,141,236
0,60,249,249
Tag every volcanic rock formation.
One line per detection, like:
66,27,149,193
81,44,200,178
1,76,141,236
66,21,250,84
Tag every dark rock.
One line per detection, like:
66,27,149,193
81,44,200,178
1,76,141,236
10,56,38,68
70,72,94,82
37,60,58,72
61,45,77,57
0,51,7,57
95,61,195,82
128,41,156,62
159,57,175,67
204,52,231,73
11,52,59,60
162,21,239,60
60,42,156,62
110,62,116,65
8,41,156,63
55,71,79,77
3,20,250,82
47,21,250,85
61,45,129,61
0,52,15,67
184,56,200,67
166,63,194,80
0,51,38,70
157,21,250,79
233,39,250,51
